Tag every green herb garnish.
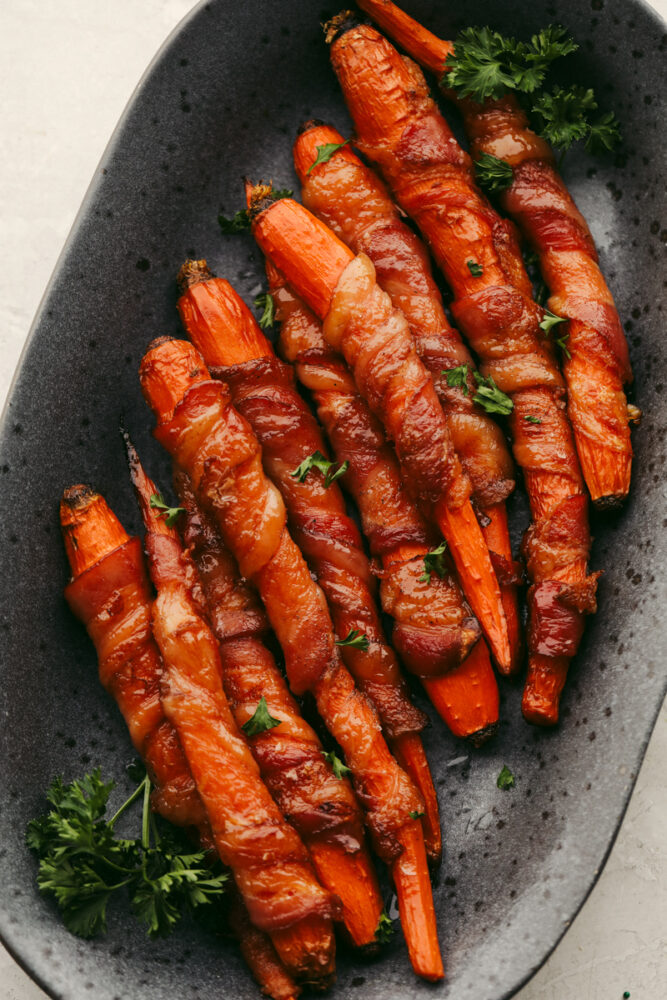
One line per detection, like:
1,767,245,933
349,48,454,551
218,188,293,234
466,259,484,277
524,415,542,424
242,697,282,738
307,139,350,174
321,750,352,779
443,364,470,395
335,629,370,651
291,450,349,487
375,910,395,944
474,152,514,193
149,493,185,527
419,541,448,583
496,765,515,790
532,85,621,154
254,291,275,330
26,768,226,939
409,810,425,820
473,372,514,415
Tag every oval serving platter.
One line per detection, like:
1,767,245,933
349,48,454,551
0,1,665,998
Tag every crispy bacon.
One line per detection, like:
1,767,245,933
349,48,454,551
60,487,303,999
327,21,598,723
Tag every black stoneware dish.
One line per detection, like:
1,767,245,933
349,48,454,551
1,1,665,998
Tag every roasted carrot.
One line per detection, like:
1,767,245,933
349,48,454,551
139,337,443,980
248,188,510,673
173,466,384,949
177,258,442,863
293,120,521,672
357,0,636,508
327,20,599,725
271,261,499,745
60,486,302,1000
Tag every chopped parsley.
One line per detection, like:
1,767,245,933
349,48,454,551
472,372,514,415
375,911,395,944
443,363,470,396
497,765,515,790
291,450,349,487
242,697,282,738
218,188,293,234
307,139,350,174
524,415,542,424
419,541,448,583
474,152,514,193
149,492,185,527
409,810,425,820
335,629,370,651
254,291,275,330
467,259,484,277
321,750,352,779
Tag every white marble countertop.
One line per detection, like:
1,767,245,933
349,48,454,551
1,2,665,998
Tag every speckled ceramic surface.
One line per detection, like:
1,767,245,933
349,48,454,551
0,1,665,998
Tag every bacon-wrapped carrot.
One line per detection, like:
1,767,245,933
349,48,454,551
177,258,442,861
172,466,384,949
293,120,521,671
140,337,443,981
356,0,636,508
247,187,510,674
327,19,600,725
60,486,302,1000
270,261,499,745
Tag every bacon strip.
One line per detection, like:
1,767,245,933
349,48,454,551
327,20,598,724
271,262,499,744
140,337,444,980
293,119,520,671
176,261,442,863
356,0,635,508
249,191,511,673
173,467,384,948
60,486,302,999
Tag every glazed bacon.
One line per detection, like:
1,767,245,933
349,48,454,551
248,190,511,673
270,262,499,744
356,0,636,508
60,486,303,1000
327,20,599,724
139,338,444,981
176,260,442,862
293,120,520,670
173,468,384,948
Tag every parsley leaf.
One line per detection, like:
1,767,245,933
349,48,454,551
409,810,425,820
375,911,395,944
26,769,226,940
497,765,515,790
445,25,576,102
254,291,275,330
419,541,448,583
321,750,352,779
443,364,470,396
524,415,542,424
474,152,514,193
335,629,370,651
218,188,293,234
149,493,185,528
290,450,349,487
473,372,514,415
532,86,621,154
539,308,567,334
307,139,350,174
467,259,483,277
242,697,282,738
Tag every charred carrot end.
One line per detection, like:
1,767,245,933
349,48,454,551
574,431,632,510
249,187,353,320
356,0,453,75
481,503,522,675
392,820,444,981
309,841,383,951
121,430,175,537
522,653,568,727
227,891,302,1000
139,337,211,424
271,917,336,992
60,486,130,577
435,497,510,672
392,733,442,865
423,640,499,745
177,261,273,367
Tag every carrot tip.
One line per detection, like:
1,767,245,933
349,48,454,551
177,257,214,294
324,10,362,45
466,721,498,748
592,492,627,511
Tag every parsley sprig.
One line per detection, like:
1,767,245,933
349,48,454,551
242,697,282,738
291,450,349,487
321,750,352,779
419,541,448,583
497,765,515,790
375,910,395,944
26,768,227,939
539,309,571,357
307,139,350,174
150,492,185,528
444,25,620,159
254,291,275,330
335,629,370,651
472,372,514,415
218,188,293,234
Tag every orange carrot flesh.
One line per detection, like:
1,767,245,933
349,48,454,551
481,503,522,675
227,890,302,1000
60,485,130,575
308,840,383,950
356,0,453,74
140,337,443,978
251,195,510,671
392,820,444,981
392,733,441,862
422,639,499,743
